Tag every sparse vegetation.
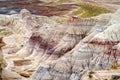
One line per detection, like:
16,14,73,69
88,74,93,78
111,62,119,69
89,71,95,74
56,0,80,4
88,71,95,79
111,75,120,80
72,2,113,18
106,67,110,70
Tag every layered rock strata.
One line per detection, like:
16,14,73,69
0,9,120,80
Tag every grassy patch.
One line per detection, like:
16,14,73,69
54,0,80,5
72,2,113,18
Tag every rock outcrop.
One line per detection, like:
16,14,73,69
30,9,120,80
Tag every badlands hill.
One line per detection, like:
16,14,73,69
0,8,119,80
